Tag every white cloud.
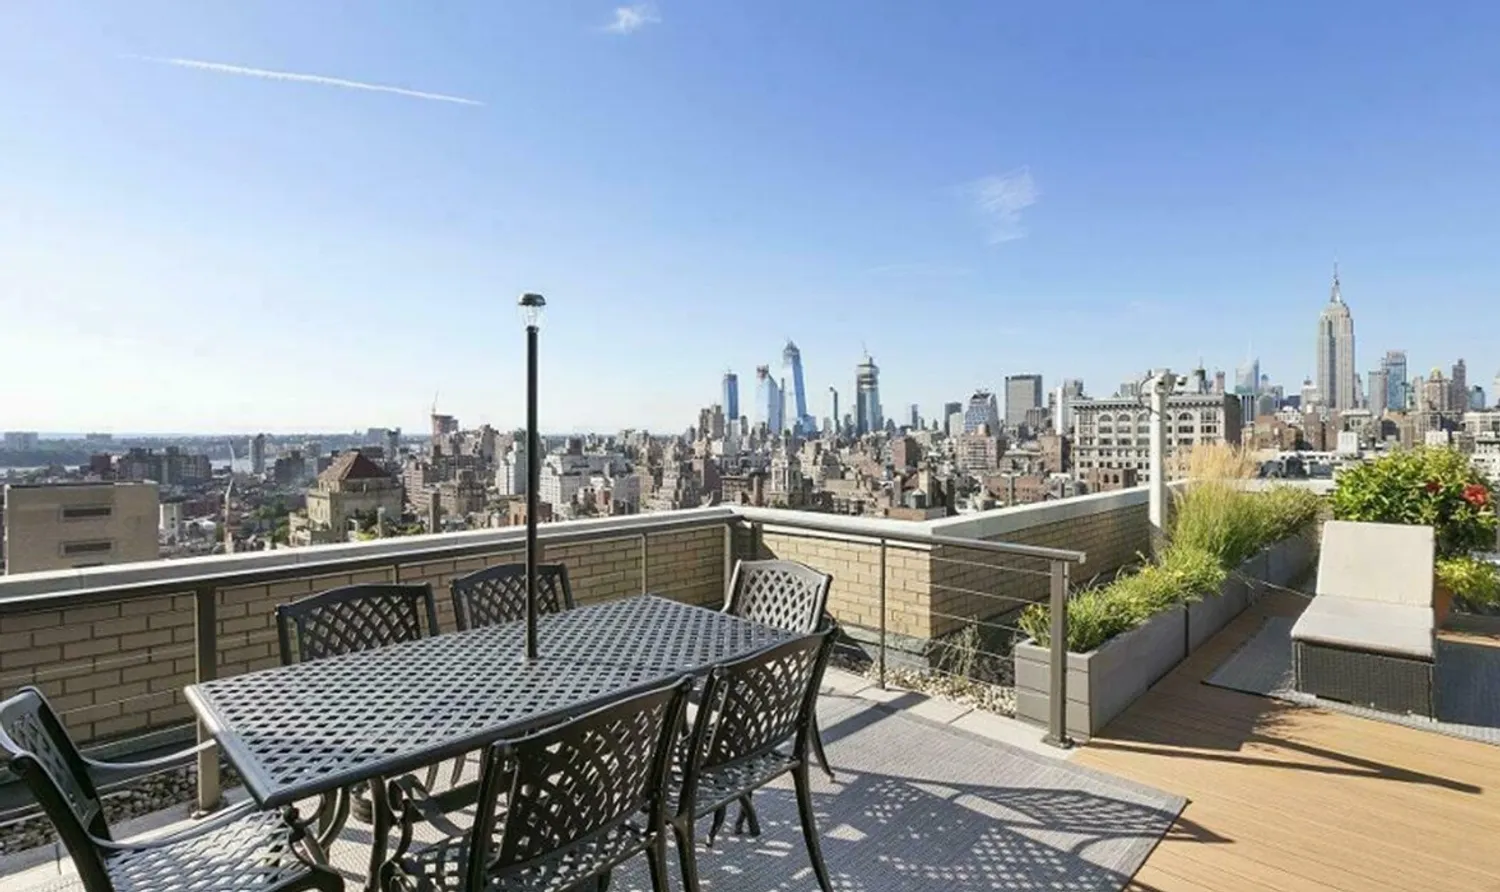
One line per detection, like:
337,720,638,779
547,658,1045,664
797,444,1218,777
126,56,483,106
967,167,1039,244
604,4,660,34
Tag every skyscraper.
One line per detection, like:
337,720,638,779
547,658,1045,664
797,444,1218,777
1004,374,1044,430
1314,265,1356,409
963,390,1000,434
1451,360,1468,413
1368,369,1389,416
908,404,920,429
249,434,266,475
828,388,840,434
1382,350,1408,411
755,365,782,435
1234,358,1261,395
855,354,882,436
722,371,739,422
782,341,815,435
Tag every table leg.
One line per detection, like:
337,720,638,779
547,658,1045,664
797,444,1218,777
366,778,393,892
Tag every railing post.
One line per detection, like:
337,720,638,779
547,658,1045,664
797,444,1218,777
1043,559,1073,749
878,539,888,690
192,584,222,814
722,522,734,604
639,532,649,595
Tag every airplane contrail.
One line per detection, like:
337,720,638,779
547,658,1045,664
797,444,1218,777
127,55,483,106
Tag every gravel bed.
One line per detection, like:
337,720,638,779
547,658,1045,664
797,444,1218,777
0,761,242,856
829,650,1018,717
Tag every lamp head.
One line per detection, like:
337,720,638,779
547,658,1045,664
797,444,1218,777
518,292,547,329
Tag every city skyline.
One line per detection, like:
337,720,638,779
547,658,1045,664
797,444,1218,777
4,3,1499,433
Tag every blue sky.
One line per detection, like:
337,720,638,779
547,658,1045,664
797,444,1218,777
3,1,1498,435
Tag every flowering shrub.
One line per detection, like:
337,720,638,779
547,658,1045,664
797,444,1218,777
1330,447,1497,558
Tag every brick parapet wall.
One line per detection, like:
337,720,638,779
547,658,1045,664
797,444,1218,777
748,500,1149,644
0,525,726,746
0,501,1146,748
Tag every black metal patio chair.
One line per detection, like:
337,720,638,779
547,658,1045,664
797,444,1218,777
384,675,694,892
0,687,343,892
449,561,574,632
275,582,443,844
724,559,835,780
669,626,838,892
443,561,577,785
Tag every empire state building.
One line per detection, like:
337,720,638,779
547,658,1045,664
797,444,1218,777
1315,265,1357,409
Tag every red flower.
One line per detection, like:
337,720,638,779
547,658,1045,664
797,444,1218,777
1464,484,1491,508
1425,480,1442,494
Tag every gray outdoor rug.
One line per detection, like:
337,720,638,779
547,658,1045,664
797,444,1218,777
4,695,1183,892
1206,616,1500,746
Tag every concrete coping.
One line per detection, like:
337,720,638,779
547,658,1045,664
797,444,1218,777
0,496,1131,606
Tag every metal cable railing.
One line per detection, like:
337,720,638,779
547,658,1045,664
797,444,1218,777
0,506,1088,826
738,512,1085,750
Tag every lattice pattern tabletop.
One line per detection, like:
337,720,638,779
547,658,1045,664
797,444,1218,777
186,595,793,808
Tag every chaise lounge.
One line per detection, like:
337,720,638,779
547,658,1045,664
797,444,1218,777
1290,520,1437,717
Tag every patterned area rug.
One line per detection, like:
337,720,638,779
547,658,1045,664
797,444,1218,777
1205,616,1500,746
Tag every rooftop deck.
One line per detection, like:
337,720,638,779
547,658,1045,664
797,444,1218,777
1078,590,1500,892
2,499,1497,890
1,669,1187,892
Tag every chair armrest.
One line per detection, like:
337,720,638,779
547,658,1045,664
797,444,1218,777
389,774,479,840
90,799,259,853
85,740,216,788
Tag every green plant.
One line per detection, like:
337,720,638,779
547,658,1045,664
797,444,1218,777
1257,485,1323,543
1018,546,1226,653
1169,482,1268,569
1330,447,1496,557
1018,585,1138,654
1436,555,1500,608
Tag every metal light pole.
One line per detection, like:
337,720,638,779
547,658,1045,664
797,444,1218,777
1145,369,1178,553
519,292,547,661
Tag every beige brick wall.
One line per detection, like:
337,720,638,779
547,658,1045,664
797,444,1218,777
929,502,1150,638
750,529,933,639
747,502,1149,644
0,522,728,747
0,593,199,743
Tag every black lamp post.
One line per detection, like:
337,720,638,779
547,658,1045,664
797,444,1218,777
519,292,546,661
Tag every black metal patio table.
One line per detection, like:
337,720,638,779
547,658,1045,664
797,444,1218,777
184,594,795,888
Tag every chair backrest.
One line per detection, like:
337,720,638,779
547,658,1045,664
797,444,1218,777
468,676,692,889
0,689,114,891
275,583,439,665
450,562,574,631
725,559,833,633
683,627,835,796
1316,520,1436,607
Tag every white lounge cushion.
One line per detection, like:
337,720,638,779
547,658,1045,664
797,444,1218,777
1316,520,1435,608
1290,594,1435,661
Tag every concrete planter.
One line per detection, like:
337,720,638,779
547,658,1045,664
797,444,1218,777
1243,548,1271,604
1265,528,1317,590
1014,607,1187,740
1015,532,1314,738
1187,575,1247,653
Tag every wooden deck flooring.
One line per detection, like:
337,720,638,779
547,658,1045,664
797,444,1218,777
1072,591,1500,892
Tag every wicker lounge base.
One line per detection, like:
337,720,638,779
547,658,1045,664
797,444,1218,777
1293,640,1435,717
